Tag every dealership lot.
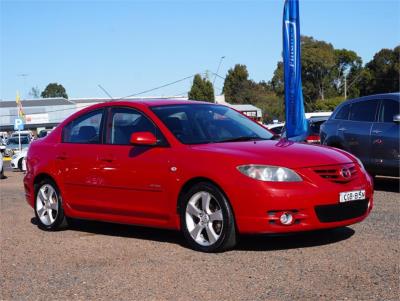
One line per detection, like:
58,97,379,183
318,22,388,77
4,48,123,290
1,167,399,301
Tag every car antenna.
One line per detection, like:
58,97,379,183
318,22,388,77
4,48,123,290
98,84,114,101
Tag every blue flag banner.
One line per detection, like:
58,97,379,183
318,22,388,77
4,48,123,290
283,0,308,141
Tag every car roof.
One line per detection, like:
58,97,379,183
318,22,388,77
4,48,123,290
332,92,400,114
100,99,212,107
346,93,399,103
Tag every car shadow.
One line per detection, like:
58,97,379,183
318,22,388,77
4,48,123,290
31,217,355,252
31,217,186,246
374,176,400,193
236,227,355,251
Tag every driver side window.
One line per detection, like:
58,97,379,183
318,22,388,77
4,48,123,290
107,107,164,145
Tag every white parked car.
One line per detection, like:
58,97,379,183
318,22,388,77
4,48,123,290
11,148,27,171
0,152,5,179
5,136,30,157
265,122,285,136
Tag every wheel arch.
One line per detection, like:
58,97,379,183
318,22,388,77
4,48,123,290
326,137,345,150
18,157,24,170
176,177,233,215
33,173,59,191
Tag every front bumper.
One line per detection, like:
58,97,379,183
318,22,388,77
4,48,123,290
228,164,374,234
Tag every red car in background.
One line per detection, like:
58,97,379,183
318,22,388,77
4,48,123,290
24,100,373,252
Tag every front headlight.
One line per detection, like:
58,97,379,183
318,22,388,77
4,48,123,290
237,165,303,182
12,155,17,160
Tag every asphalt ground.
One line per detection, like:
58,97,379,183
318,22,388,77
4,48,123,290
1,162,399,301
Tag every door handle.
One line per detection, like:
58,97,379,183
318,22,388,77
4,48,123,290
372,130,382,134
99,157,114,163
56,154,68,160
338,127,347,131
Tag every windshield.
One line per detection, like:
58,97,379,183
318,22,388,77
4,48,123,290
7,137,30,145
152,104,273,144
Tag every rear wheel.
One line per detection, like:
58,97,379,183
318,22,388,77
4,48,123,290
0,166,5,179
34,179,68,230
180,182,237,252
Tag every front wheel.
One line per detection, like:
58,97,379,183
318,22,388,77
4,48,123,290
180,182,237,252
34,179,68,230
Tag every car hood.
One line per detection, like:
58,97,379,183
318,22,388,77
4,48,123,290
190,139,354,169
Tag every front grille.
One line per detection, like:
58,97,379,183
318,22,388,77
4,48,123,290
313,163,358,184
315,199,368,223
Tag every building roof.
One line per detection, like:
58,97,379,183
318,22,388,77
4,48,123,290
227,104,262,112
0,96,190,108
0,98,73,108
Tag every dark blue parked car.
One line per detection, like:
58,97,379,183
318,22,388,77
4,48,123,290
320,93,400,177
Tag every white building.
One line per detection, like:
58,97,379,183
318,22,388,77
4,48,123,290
0,96,188,132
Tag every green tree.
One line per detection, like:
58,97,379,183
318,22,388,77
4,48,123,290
41,83,68,99
333,49,362,98
188,74,214,102
359,46,400,95
222,64,253,104
271,36,364,109
270,62,284,97
301,36,336,103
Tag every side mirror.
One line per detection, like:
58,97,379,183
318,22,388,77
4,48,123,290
130,132,158,146
393,114,400,123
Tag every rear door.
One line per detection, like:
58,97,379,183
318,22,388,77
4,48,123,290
56,109,106,213
371,98,400,176
338,99,379,170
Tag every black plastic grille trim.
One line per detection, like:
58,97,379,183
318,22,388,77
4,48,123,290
315,199,368,223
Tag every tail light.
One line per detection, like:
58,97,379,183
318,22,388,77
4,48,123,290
306,135,320,144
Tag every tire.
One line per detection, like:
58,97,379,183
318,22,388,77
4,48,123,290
34,179,68,230
18,159,23,171
0,167,5,179
180,182,237,252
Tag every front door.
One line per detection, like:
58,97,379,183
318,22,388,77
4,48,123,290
96,107,175,225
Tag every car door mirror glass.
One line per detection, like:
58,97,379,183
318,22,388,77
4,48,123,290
130,132,158,146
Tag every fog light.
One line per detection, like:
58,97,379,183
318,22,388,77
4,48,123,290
279,212,294,225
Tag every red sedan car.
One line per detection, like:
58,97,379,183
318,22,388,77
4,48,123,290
24,100,373,252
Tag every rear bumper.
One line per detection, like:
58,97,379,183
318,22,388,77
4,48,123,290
23,172,35,208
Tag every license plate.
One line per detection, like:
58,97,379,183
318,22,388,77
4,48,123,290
339,190,366,203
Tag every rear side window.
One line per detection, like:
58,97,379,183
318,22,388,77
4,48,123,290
334,104,350,120
62,109,104,143
379,99,400,123
349,100,378,122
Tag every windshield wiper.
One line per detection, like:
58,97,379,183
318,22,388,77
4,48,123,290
217,136,265,143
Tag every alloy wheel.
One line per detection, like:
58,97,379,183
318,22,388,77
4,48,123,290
36,184,59,226
185,191,224,246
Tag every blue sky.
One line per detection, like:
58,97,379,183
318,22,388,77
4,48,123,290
1,0,399,100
